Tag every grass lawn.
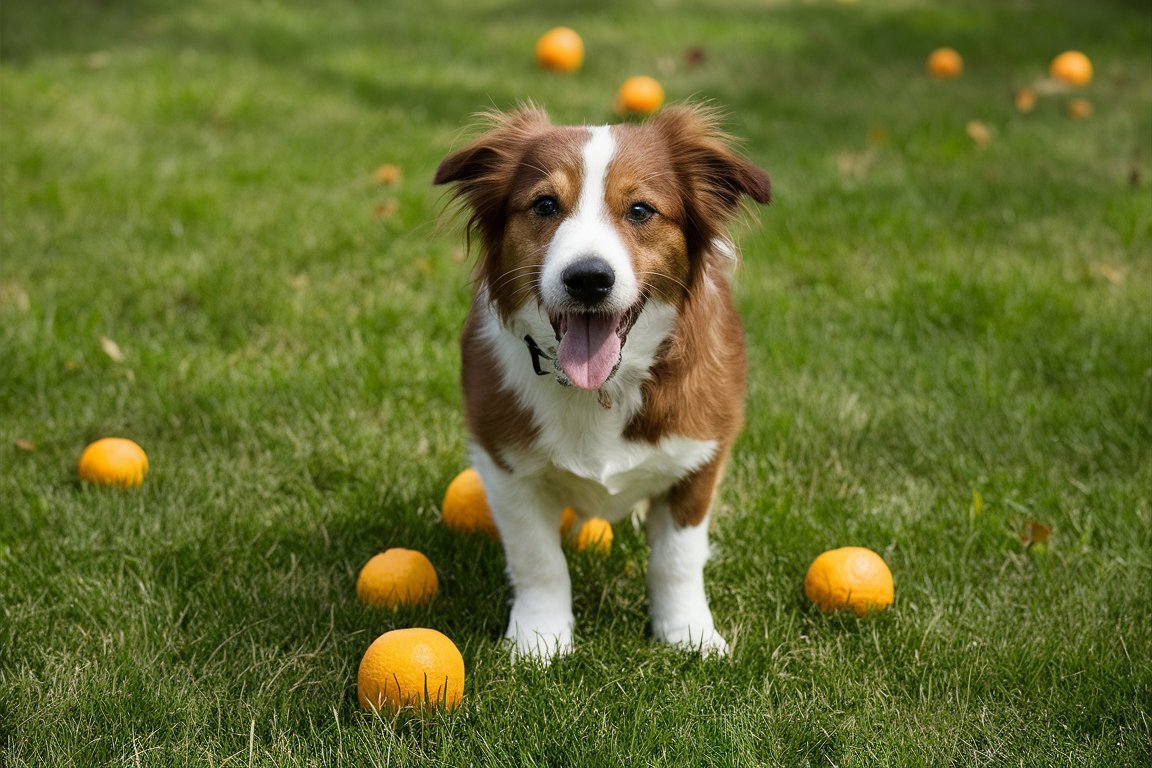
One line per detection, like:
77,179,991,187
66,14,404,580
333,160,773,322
2,0,1150,765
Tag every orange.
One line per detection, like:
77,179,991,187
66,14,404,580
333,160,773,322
356,548,438,609
926,47,963,79
441,468,499,538
804,546,894,617
615,75,664,116
357,628,464,713
574,517,613,553
77,437,149,487
1049,50,1092,86
535,27,584,73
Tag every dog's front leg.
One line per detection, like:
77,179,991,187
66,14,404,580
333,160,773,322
473,454,574,663
646,475,728,656
500,502,574,662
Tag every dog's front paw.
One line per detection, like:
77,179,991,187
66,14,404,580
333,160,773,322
505,609,574,664
653,622,730,657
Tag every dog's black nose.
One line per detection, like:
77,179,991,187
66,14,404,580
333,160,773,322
562,257,615,307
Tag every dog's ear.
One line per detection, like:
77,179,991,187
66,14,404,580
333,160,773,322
649,105,770,252
649,105,771,207
434,106,552,188
435,106,552,256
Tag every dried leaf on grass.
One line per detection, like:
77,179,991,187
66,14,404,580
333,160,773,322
100,336,125,362
836,148,876,180
1086,263,1128,285
1018,519,1053,548
373,199,400,220
966,120,992,148
970,489,985,518
0,282,31,312
1014,87,1037,113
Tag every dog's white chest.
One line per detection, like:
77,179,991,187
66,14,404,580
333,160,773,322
549,421,716,493
526,421,717,522
477,300,718,519
562,432,714,499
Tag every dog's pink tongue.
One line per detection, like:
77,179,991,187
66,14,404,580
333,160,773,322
557,313,623,390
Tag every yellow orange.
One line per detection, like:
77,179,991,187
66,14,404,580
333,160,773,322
804,546,894,617
615,75,664,116
77,437,149,487
926,47,963,79
356,548,438,609
1049,50,1092,86
535,27,584,73
574,517,613,553
357,628,464,713
442,468,499,538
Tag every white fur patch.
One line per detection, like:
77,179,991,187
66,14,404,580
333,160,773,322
647,503,728,655
471,446,574,660
539,126,639,315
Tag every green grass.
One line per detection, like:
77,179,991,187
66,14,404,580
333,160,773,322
2,0,1150,765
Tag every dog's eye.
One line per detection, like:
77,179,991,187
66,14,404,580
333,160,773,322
531,196,560,217
626,202,655,223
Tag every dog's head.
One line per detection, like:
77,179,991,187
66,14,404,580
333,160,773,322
435,105,771,391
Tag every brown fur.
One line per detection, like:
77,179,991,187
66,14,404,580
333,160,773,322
435,108,586,322
623,268,748,526
459,304,539,473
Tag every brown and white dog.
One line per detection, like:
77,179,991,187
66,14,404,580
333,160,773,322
434,105,771,661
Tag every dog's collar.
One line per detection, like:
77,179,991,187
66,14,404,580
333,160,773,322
523,335,552,377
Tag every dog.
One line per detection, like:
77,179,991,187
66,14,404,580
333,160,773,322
434,104,771,661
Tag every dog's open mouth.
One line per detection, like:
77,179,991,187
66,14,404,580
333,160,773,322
550,302,644,390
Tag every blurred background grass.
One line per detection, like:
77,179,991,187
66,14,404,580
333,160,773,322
2,1,1150,765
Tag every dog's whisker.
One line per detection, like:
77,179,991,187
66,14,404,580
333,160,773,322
490,267,542,288
489,265,544,293
636,270,691,296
